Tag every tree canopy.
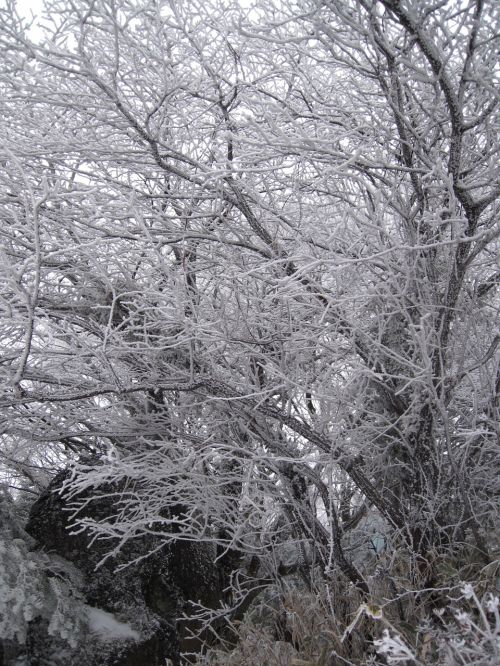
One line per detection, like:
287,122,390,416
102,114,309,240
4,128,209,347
0,0,499,663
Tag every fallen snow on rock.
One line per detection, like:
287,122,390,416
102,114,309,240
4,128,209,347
86,606,140,642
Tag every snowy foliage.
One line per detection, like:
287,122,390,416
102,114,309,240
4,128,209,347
0,0,498,662
0,534,84,648
0,535,46,644
435,586,500,666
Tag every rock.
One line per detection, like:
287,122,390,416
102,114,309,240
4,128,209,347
22,467,224,666
22,614,177,666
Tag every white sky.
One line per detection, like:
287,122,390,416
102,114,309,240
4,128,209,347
17,0,45,20
16,0,46,40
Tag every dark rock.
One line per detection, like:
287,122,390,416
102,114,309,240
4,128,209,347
22,467,225,666
21,615,178,666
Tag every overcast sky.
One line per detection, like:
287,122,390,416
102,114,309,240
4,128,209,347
17,0,45,18
16,0,46,40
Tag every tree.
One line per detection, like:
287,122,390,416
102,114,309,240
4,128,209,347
0,0,498,660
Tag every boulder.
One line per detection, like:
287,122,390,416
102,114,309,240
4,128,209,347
21,467,224,666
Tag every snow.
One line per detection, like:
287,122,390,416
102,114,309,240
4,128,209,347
86,606,140,642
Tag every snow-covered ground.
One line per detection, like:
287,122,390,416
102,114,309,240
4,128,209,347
86,607,140,643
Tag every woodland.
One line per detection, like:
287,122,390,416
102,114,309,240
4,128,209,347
0,0,499,664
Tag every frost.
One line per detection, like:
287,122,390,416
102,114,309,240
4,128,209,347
0,535,45,643
0,532,85,648
462,583,475,600
485,595,499,614
373,629,417,663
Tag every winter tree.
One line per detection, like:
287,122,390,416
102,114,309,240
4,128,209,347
0,0,498,662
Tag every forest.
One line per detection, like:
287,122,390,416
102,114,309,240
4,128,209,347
0,0,499,664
